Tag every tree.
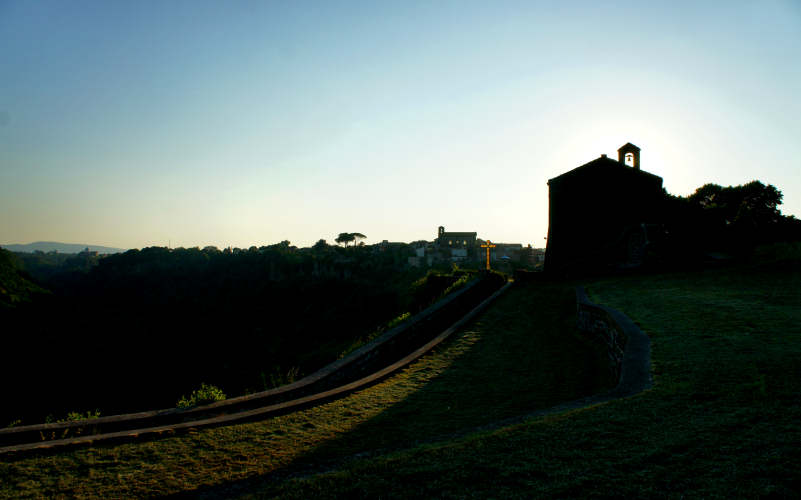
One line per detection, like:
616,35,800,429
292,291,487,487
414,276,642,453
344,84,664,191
312,239,328,251
335,233,355,246
351,233,366,245
335,232,366,247
681,181,790,253
687,181,782,227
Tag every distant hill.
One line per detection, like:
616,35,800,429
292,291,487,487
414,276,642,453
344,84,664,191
0,241,127,254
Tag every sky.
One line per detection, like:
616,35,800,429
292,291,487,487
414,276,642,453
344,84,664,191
2,0,800,250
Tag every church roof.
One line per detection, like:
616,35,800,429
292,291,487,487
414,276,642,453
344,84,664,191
547,155,662,186
440,231,477,237
617,142,641,152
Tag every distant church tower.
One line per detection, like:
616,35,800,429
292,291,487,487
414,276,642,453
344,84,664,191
617,142,641,170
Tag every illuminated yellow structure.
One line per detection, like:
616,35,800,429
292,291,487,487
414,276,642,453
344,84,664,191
480,240,496,270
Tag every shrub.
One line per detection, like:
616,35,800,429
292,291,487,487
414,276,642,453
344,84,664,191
62,409,101,422
177,383,226,409
386,311,411,329
39,410,102,441
753,242,801,264
338,311,413,359
264,366,300,389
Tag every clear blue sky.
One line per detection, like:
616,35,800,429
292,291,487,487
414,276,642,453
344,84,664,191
2,0,800,249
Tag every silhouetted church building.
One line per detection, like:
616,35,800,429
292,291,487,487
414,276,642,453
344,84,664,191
436,226,477,248
544,143,664,274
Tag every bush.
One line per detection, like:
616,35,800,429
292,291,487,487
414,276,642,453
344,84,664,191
39,409,102,440
337,311,412,360
753,242,801,264
263,366,300,389
177,383,226,409
62,409,101,422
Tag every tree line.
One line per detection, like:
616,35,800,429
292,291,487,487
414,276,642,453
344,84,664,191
659,180,801,262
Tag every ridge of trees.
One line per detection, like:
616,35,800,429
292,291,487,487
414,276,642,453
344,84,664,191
660,180,801,259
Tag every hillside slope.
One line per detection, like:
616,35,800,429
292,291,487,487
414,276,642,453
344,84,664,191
262,264,801,498
5,264,797,497
0,280,612,497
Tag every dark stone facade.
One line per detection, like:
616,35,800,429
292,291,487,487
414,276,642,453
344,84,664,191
544,143,664,274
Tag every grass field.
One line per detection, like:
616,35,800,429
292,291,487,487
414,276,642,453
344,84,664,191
252,262,801,499
3,263,798,498
0,281,612,498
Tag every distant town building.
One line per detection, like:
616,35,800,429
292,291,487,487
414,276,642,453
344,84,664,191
544,142,664,274
78,247,99,257
377,239,406,251
493,243,523,261
476,240,524,262
436,226,478,262
436,226,477,248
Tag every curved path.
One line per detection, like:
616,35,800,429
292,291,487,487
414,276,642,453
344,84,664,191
180,284,654,498
0,281,512,455
1,281,650,460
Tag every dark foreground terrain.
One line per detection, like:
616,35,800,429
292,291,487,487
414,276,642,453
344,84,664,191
2,258,799,497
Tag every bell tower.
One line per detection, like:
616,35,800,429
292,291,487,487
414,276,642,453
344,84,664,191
617,142,641,170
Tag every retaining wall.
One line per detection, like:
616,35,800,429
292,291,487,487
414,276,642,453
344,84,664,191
576,286,651,397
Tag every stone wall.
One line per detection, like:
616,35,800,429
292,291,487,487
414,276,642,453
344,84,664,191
576,286,626,380
575,286,652,397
